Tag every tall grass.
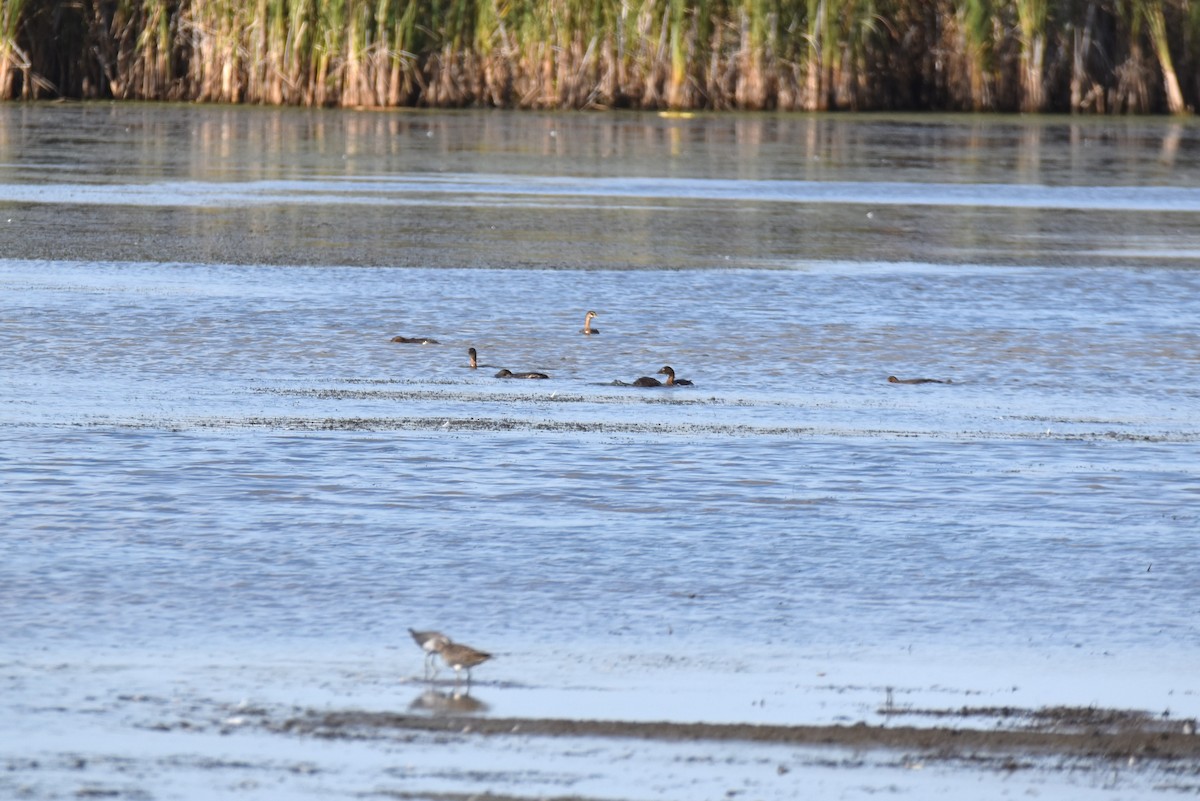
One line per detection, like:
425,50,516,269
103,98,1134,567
0,0,29,97
2,0,1198,113
957,0,992,110
1014,0,1048,111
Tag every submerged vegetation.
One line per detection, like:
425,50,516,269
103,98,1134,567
1,0,1198,112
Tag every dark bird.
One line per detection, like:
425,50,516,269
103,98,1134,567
391,334,439,344
495,369,549,379
633,365,693,387
887,375,950,384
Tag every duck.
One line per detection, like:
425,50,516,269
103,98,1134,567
495,368,549,379
580,310,600,335
632,365,693,387
391,334,439,344
887,375,951,384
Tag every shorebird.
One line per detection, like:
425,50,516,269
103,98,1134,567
408,628,450,677
580,310,600,335
435,639,493,687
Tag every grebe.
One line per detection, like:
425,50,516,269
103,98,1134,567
632,365,693,386
887,375,951,384
580,310,600,335
467,348,498,369
391,334,439,344
434,639,493,687
659,366,693,386
495,369,549,379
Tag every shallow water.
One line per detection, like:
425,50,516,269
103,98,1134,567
2,104,1199,799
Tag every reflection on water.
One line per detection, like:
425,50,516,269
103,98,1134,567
2,105,1200,270
409,689,491,716
1,105,1197,186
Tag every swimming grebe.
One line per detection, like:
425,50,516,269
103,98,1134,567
632,366,693,386
887,375,951,384
495,368,550,379
434,639,493,687
468,348,477,368
658,365,693,386
580,310,600,335
391,334,439,344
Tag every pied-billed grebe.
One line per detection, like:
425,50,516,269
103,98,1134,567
659,365,693,386
391,334,439,344
409,627,450,677
580,310,600,335
495,368,549,379
632,365,693,387
467,348,499,369
887,375,951,384
434,639,492,686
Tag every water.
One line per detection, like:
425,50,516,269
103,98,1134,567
2,104,1199,799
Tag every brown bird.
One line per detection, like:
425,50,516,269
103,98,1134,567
494,369,549,379
391,334,439,344
408,627,450,677
436,639,493,687
633,365,693,387
580,310,600,335
887,375,950,384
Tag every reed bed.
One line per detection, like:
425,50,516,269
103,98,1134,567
2,0,1198,112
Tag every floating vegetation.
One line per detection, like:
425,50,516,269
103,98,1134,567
1,0,1197,113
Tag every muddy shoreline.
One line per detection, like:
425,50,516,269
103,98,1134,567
274,706,1200,764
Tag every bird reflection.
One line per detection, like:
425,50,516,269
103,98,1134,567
408,688,490,716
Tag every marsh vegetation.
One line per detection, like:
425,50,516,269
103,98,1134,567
1,0,1197,112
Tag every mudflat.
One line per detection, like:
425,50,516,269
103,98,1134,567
279,705,1200,763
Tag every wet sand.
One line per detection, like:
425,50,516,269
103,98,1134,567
5,647,1200,800
280,705,1200,762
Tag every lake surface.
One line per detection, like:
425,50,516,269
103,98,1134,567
2,104,1199,800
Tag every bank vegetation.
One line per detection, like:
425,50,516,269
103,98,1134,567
1,0,1197,113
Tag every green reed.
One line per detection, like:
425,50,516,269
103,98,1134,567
2,0,1198,113
0,0,27,97
957,0,992,110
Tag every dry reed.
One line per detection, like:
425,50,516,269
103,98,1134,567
1,0,1197,113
